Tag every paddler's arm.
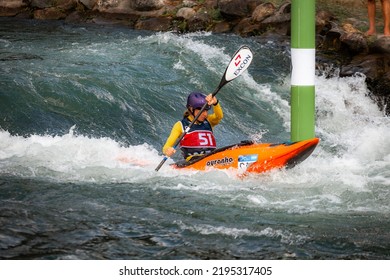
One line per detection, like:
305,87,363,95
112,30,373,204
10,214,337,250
162,121,183,157
207,99,223,127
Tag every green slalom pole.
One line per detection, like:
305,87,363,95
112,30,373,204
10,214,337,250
290,0,316,142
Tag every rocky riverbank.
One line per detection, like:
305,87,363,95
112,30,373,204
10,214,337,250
1,0,389,115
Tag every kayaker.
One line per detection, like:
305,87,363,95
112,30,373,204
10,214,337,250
162,92,223,161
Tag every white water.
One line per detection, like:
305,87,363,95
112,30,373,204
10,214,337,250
1,20,389,260
1,73,389,207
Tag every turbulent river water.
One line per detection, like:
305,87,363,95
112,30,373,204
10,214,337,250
0,18,389,260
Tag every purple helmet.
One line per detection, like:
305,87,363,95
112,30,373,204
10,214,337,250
186,92,210,110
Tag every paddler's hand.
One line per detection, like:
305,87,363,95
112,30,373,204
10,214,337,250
205,94,218,106
165,147,176,157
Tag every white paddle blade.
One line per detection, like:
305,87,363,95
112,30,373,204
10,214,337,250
224,46,253,82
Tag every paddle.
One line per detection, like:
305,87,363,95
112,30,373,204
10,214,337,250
155,45,253,172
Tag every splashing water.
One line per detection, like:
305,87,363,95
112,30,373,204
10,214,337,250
0,18,389,260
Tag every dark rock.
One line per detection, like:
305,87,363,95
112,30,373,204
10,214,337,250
316,10,334,35
135,16,172,31
211,21,231,33
340,32,368,54
32,0,75,10
132,0,165,11
88,12,140,27
370,36,390,54
233,18,261,37
31,0,53,9
0,0,28,16
204,0,218,10
187,10,213,32
255,7,291,36
258,2,291,35
79,0,97,10
340,53,390,115
252,3,276,22
34,8,68,20
176,7,196,20
0,0,390,114
218,0,261,19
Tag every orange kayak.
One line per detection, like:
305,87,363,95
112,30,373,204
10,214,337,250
171,138,319,173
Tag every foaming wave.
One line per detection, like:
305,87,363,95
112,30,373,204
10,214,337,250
0,126,164,183
314,73,389,184
241,71,390,213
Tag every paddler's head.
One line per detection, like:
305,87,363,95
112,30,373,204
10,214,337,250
186,92,210,122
